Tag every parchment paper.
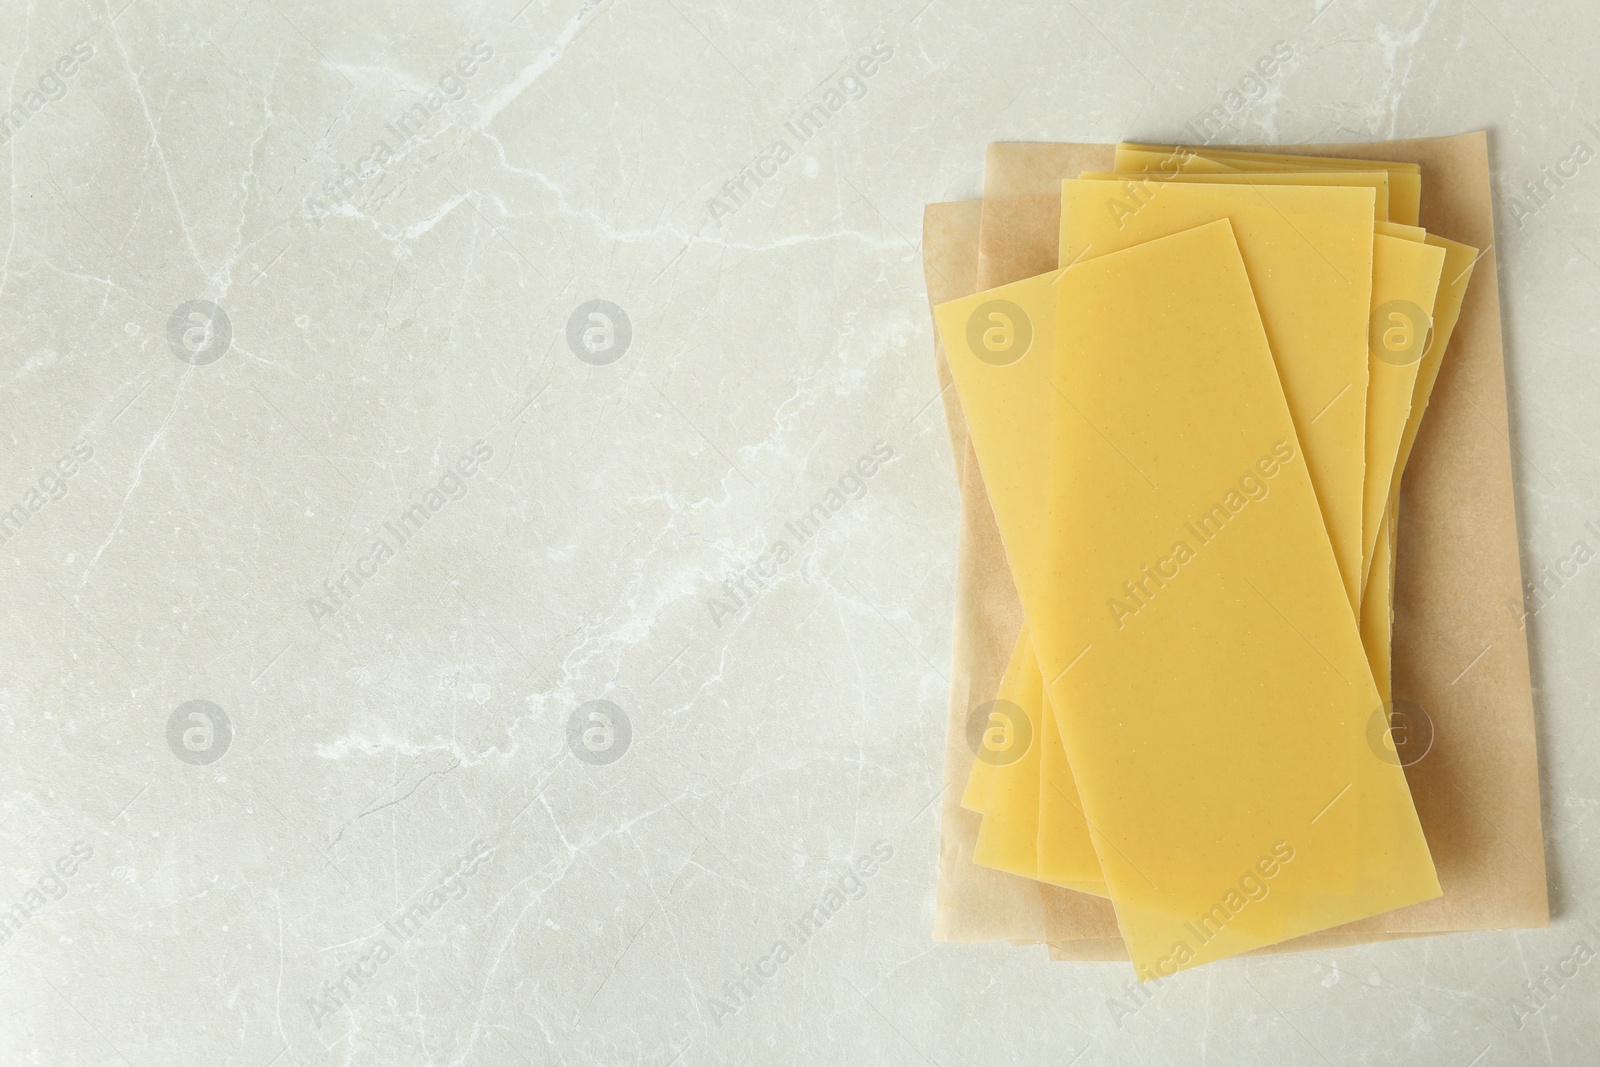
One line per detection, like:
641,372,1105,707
923,133,1548,962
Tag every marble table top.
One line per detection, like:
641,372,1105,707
1,1,1594,1063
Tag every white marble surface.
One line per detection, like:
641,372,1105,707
0,0,1595,1063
